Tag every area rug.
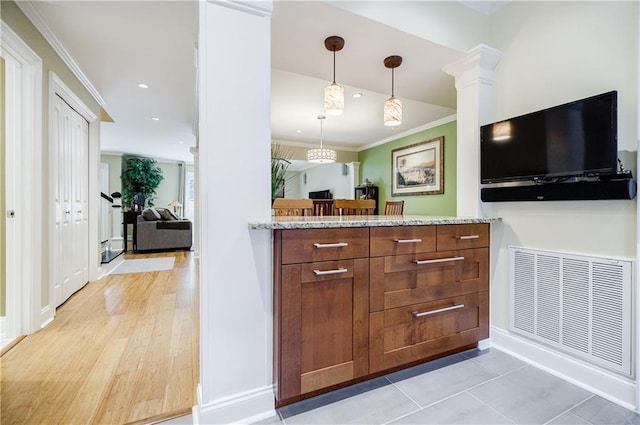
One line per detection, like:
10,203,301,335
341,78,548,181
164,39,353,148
110,257,175,275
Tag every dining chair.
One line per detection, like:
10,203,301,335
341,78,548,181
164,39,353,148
333,199,376,216
312,199,335,217
272,198,314,217
384,200,404,215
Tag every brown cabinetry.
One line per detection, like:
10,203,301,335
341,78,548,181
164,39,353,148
369,224,489,372
274,229,369,405
274,223,490,406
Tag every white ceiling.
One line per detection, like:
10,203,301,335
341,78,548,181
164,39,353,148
25,0,198,162
22,1,503,162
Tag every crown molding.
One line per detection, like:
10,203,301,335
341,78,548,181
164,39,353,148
357,114,458,151
272,139,360,152
273,114,458,154
16,1,107,107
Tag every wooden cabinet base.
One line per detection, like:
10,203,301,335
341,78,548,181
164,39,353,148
274,341,480,408
274,224,490,407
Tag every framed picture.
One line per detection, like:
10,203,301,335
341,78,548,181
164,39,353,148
391,137,444,196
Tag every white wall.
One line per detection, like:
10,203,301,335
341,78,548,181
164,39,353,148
283,170,300,198
483,1,639,410
293,163,352,199
155,161,181,208
487,1,638,330
100,153,121,196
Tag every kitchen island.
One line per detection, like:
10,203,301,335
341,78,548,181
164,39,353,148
251,215,499,407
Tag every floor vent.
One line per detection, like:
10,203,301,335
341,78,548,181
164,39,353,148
510,246,633,377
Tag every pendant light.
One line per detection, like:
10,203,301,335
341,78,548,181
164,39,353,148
383,55,403,127
324,36,345,116
307,115,336,163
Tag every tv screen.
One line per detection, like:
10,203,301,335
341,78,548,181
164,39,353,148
309,189,332,199
480,91,618,184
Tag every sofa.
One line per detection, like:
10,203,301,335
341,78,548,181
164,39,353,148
136,207,192,252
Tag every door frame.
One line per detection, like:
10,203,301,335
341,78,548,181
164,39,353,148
1,21,43,341
48,72,99,312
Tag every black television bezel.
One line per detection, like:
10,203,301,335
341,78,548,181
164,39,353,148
480,91,618,184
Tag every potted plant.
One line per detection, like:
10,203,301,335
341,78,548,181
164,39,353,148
121,156,164,209
271,142,293,201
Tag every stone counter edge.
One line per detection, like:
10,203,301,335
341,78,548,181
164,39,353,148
248,215,502,230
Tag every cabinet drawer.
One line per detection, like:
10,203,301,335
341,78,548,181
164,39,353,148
370,248,488,311
280,228,369,264
370,226,436,257
436,224,489,251
370,291,489,373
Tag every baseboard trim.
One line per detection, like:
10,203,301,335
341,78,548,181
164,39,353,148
110,237,124,251
491,326,637,411
194,384,276,424
477,338,491,350
40,305,54,329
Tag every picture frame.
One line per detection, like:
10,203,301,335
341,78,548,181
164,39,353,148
391,137,444,196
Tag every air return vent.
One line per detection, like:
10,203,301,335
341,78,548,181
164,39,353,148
510,247,632,377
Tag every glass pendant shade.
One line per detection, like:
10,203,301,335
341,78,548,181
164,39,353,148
307,114,336,163
307,148,337,163
324,83,344,116
384,96,402,127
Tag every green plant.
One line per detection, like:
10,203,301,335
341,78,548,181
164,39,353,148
121,156,164,208
271,142,293,199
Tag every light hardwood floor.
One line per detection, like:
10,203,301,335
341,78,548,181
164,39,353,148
1,251,199,425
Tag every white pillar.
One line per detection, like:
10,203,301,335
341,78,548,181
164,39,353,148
443,45,502,217
347,161,360,199
189,146,200,259
196,1,274,423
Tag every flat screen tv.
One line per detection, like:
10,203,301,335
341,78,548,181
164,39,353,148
309,189,332,199
480,91,618,184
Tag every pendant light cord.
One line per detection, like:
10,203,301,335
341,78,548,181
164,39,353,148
391,68,395,97
332,50,336,84
320,118,324,148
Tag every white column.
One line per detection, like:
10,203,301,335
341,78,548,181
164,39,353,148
189,146,200,258
347,161,360,199
443,45,502,217
196,1,274,424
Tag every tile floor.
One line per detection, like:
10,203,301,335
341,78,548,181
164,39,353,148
256,348,640,425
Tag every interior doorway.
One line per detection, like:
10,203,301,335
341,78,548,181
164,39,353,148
1,20,44,349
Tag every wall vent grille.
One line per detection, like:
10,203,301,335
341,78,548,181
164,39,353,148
509,247,632,377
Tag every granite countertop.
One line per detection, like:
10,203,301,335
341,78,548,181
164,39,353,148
249,215,501,230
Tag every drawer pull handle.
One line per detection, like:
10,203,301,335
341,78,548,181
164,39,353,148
413,256,465,265
394,238,423,244
456,235,480,240
313,268,348,276
413,304,465,318
313,242,348,248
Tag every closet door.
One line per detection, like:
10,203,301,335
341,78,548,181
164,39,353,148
70,107,89,293
52,94,89,306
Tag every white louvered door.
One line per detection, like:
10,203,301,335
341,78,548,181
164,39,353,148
52,94,89,307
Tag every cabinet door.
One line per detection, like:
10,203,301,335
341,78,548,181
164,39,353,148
278,258,369,402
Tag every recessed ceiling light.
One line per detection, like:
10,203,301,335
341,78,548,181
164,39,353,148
295,129,303,133
151,117,160,121
353,93,363,98
178,141,184,144
138,83,149,89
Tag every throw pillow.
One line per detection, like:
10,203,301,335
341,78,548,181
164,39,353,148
157,208,175,221
167,209,181,220
142,207,161,221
